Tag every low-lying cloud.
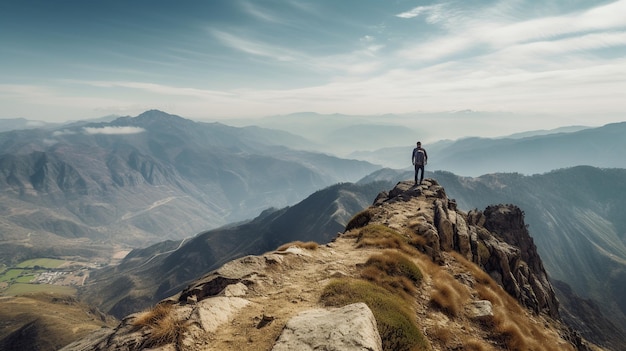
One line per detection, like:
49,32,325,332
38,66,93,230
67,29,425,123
83,126,146,135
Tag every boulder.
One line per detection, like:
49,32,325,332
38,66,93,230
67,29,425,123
272,303,382,351
466,300,494,322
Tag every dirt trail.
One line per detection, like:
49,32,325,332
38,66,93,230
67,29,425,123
204,236,381,351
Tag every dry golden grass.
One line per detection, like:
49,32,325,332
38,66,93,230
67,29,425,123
132,302,186,348
462,338,495,351
360,250,423,299
429,271,470,317
412,253,441,277
450,252,494,287
352,224,423,257
428,325,456,344
132,302,171,326
448,253,575,351
276,240,319,251
361,266,418,299
345,209,374,231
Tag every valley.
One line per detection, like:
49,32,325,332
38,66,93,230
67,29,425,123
0,256,121,297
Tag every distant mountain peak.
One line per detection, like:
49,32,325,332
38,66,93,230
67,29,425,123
111,110,193,128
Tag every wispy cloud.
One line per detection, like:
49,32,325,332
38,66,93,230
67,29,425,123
396,4,446,21
240,1,283,23
210,30,298,62
396,0,626,64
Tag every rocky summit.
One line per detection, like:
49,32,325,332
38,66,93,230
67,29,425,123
62,179,599,351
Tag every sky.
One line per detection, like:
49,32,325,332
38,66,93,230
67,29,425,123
1,0,626,131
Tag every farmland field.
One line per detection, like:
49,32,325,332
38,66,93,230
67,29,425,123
0,269,24,282
16,258,66,269
4,283,76,296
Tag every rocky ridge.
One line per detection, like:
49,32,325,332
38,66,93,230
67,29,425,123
62,179,598,351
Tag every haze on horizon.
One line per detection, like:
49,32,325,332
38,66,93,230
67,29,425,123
1,0,626,137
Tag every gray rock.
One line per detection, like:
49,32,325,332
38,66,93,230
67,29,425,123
466,300,494,322
272,303,383,351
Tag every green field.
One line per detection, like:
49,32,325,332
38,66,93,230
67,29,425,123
4,283,76,296
0,269,24,282
16,258,67,269
15,274,37,283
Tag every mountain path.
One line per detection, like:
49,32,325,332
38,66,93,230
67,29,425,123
200,235,382,351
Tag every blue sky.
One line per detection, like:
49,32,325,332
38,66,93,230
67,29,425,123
1,0,625,128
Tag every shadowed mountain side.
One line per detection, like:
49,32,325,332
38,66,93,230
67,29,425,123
553,279,626,351
349,122,625,175
0,110,380,264
359,166,626,344
79,181,392,318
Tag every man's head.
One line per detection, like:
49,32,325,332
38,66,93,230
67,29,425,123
416,141,421,147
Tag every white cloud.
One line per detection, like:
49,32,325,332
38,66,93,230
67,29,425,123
52,129,77,136
83,126,146,135
396,5,444,20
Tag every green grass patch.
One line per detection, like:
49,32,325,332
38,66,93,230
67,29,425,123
0,269,24,282
15,274,37,283
16,258,66,269
4,283,76,296
320,278,430,351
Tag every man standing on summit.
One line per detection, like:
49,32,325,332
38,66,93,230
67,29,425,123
412,141,428,185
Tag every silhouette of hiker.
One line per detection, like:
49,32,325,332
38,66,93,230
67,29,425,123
412,141,428,185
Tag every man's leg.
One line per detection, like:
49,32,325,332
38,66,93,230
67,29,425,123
418,165,424,184
414,164,418,184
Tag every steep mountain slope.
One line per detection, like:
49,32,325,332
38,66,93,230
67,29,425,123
0,293,117,351
360,166,626,344
79,181,391,318
62,180,600,351
349,122,625,174
0,110,379,264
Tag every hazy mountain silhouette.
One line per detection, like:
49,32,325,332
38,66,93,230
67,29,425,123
0,118,56,132
0,110,379,264
349,122,624,174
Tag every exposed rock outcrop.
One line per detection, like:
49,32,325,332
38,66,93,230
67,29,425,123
373,180,559,318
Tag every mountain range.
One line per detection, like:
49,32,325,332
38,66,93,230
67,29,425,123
0,110,379,265
348,122,626,176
